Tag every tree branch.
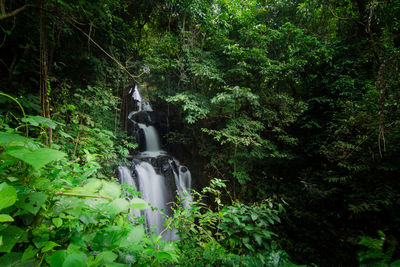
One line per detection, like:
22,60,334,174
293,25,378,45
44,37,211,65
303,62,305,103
0,4,32,21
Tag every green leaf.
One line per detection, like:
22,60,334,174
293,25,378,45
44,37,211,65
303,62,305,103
155,251,174,262
232,216,241,226
99,182,121,199
0,225,25,252
24,115,59,129
22,245,38,262
254,233,263,246
0,182,17,210
0,214,14,222
42,241,60,253
79,212,98,225
52,218,63,228
6,177,19,182
6,146,66,170
62,253,85,267
48,250,67,267
0,132,30,147
243,241,255,252
251,213,258,221
120,226,145,247
34,178,53,191
16,192,47,215
91,227,123,251
82,179,103,194
58,130,73,139
0,252,23,266
130,198,148,210
108,198,129,216
95,251,118,263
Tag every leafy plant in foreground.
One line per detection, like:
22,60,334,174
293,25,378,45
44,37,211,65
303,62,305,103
168,178,294,267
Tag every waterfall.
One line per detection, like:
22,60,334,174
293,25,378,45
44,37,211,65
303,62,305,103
130,84,153,112
135,162,171,235
171,161,192,208
118,85,192,240
137,123,161,151
132,85,142,102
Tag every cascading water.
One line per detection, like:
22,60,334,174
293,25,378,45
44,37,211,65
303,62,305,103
137,123,161,152
171,161,192,209
118,85,192,240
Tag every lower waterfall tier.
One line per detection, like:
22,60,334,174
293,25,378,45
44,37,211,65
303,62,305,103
118,154,191,240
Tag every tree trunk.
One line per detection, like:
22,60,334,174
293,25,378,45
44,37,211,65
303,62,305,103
40,2,52,146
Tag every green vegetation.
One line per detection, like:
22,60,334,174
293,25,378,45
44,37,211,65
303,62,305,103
1,0,400,266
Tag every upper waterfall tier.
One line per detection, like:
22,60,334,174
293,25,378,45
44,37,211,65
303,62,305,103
137,123,161,151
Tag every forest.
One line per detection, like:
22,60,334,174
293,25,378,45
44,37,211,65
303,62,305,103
0,0,400,266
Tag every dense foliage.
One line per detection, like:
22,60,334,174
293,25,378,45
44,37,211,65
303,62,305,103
1,0,400,266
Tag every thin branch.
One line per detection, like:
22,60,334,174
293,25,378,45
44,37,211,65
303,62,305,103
69,22,142,83
159,217,174,236
328,7,364,25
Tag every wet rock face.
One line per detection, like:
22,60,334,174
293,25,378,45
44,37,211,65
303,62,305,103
133,127,145,151
131,111,152,125
162,163,172,175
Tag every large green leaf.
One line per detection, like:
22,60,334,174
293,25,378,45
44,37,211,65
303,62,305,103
0,252,23,267
62,253,85,267
81,179,103,194
0,132,30,147
48,250,67,267
16,192,48,215
99,183,121,199
0,182,17,210
91,227,123,251
120,226,144,247
23,115,60,129
5,146,66,170
79,213,98,225
108,198,129,216
0,225,25,252
95,251,118,264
